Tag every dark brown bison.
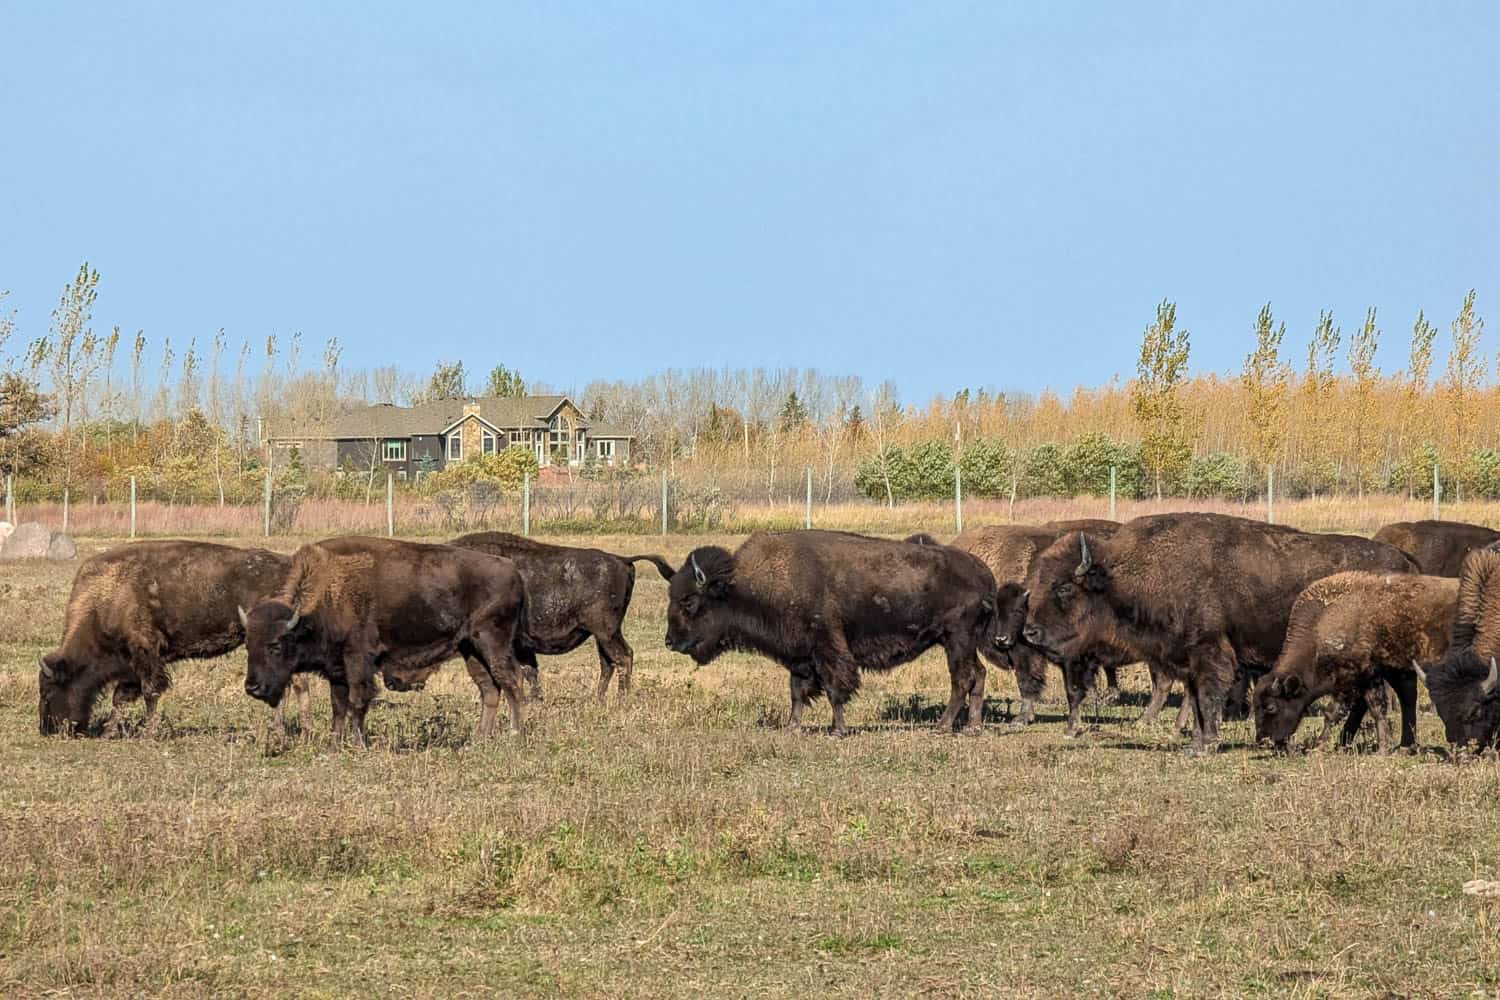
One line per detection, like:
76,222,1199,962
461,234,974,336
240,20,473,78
1420,545,1500,748
1021,512,1417,753
381,533,673,703
240,536,527,747
664,529,999,735
1372,520,1500,577
38,541,308,737
1253,572,1457,752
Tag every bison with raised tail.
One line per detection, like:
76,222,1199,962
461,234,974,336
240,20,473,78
38,540,309,737
1421,545,1500,748
1021,513,1416,753
664,530,1000,735
240,536,527,747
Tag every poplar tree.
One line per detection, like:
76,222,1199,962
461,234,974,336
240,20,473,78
1131,299,1191,499
1242,303,1291,479
1347,307,1380,497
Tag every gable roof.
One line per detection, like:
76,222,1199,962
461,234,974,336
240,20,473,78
270,395,634,441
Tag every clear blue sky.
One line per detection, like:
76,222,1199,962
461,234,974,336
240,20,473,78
2,2,1496,402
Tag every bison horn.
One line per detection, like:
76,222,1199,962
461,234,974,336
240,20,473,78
238,605,250,630
1485,658,1499,697
1074,533,1092,579
282,610,301,634
691,553,707,588
1413,660,1428,686
37,654,52,680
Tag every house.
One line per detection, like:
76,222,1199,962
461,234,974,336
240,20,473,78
261,395,634,480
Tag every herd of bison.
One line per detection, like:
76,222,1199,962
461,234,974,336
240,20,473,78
28,513,1500,755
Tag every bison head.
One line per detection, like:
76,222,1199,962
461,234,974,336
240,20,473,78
1252,672,1316,751
241,601,311,706
665,546,736,665
1020,532,1110,663
1421,651,1500,748
37,651,92,736
992,582,1031,653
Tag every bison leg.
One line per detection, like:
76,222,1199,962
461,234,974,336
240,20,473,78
787,670,818,731
1136,666,1173,726
1099,663,1122,704
1004,649,1047,732
1338,695,1370,749
272,676,314,739
517,648,543,703
1184,643,1234,755
937,640,983,733
1174,696,1196,734
463,657,504,739
328,681,351,748
1385,668,1419,750
1061,658,1091,738
468,630,526,736
595,631,635,701
1365,683,1394,754
104,682,141,738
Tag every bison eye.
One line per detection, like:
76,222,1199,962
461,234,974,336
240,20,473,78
1054,582,1075,606
681,595,702,616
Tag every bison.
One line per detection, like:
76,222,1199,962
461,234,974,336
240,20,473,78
1252,571,1457,753
1021,512,1416,753
38,540,310,737
664,529,999,735
1372,520,1500,576
1419,545,1500,748
240,536,527,747
381,533,673,703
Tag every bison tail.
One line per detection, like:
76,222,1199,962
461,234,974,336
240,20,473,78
625,554,677,582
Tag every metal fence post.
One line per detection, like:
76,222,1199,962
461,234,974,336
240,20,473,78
1109,466,1117,520
522,471,531,536
386,473,394,537
129,476,136,539
1266,466,1274,524
263,467,272,537
1433,463,1440,520
661,470,669,535
805,466,813,529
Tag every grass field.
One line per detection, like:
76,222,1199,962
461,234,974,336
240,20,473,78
3,532,1500,997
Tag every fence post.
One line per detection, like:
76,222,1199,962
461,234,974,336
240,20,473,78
805,467,813,529
522,471,531,536
661,470,669,535
129,476,137,539
954,457,963,533
62,487,69,533
263,467,272,537
1109,466,1117,521
5,473,13,523
1266,466,1274,524
386,473,394,537
1008,470,1018,524
1433,463,1440,520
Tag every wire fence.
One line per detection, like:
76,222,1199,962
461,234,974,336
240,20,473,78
0,463,1464,541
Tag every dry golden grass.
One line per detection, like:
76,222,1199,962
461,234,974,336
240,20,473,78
3,531,1500,997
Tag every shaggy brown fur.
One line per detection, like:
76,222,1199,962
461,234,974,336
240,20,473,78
1372,520,1500,576
1022,512,1417,753
38,541,307,737
241,537,527,747
664,529,999,735
1424,545,1500,746
382,532,672,704
1253,572,1457,752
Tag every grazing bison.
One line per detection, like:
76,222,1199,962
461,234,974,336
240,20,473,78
664,530,999,735
38,541,309,737
241,536,527,747
383,533,673,703
1373,520,1500,577
1253,572,1457,753
1021,512,1416,752
1420,545,1500,748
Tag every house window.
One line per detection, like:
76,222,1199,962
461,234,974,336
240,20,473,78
448,435,462,461
383,440,407,461
550,413,573,460
396,470,408,482
510,430,525,445
483,430,496,455
596,439,615,460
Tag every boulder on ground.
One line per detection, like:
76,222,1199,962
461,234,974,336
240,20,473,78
0,522,77,561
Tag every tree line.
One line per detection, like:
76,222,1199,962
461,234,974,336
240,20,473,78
0,263,1494,505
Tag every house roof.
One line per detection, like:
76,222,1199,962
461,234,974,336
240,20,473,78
274,395,636,440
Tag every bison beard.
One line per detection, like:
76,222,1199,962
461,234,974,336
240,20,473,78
663,530,1001,735
1420,546,1500,748
241,537,529,747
